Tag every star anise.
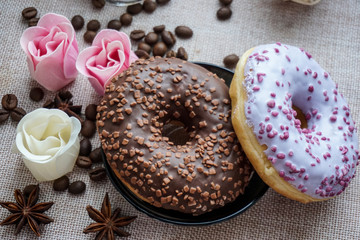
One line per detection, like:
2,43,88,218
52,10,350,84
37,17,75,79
0,185,54,236
84,193,137,240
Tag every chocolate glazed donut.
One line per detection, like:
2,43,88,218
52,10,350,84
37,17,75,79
97,57,252,215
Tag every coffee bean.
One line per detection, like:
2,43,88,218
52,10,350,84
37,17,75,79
85,104,97,121
2,94,17,111
120,13,132,26
217,7,232,20
92,0,105,8
176,47,188,60
22,7,37,20
223,54,239,68
143,0,157,13
166,50,176,58
28,17,39,27
53,176,70,191
153,42,167,57
71,15,84,30
87,20,101,31
145,32,158,45
80,138,92,156
127,3,143,15
89,147,103,163
76,156,93,169
175,26,193,39
29,87,44,102
138,42,151,53
135,50,150,59
0,109,10,123
10,108,26,122
161,31,176,46
43,99,54,108
84,31,97,44
68,181,86,194
81,120,96,138
153,25,165,33
130,30,145,41
89,167,107,181
156,0,170,5
219,0,232,5
23,184,38,199
58,91,73,101
107,19,122,30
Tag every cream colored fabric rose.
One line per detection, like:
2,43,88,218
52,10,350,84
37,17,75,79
12,108,81,181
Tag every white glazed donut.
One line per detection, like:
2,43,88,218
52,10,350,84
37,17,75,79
230,43,359,203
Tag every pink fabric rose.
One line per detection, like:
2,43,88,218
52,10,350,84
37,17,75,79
20,13,78,91
76,29,138,95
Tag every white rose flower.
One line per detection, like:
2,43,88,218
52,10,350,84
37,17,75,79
12,108,81,181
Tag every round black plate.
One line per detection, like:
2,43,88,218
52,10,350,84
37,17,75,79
103,62,269,226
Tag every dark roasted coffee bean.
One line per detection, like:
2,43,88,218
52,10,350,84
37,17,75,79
58,91,73,101
223,54,239,68
10,107,26,122
138,42,151,53
23,184,38,200
68,181,86,194
156,0,170,5
28,17,39,27
165,50,176,58
76,156,92,169
161,31,176,46
217,7,232,20
107,19,122,30
92,0,105,8
2,94,17,110
53,176,70,191
143,0,157,13
87,20,101,31
120,13,132,26
80,138,92,156
220,0,232,5
153,25,165,33
135,50,150,59
0,109,10,123
43,99,54,108
145,32,158,45
175,26,193,39
29,87,44,102
84,31,97,44
153,42,167,57
71,15,84,30
127,3,143,15
81,120,96,138
130,30,145,41
89,147,103,163
22,7,37,20
176,47,188,60
85,104,97,121
89,167,107,181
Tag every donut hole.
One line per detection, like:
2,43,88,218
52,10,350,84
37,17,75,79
162,120,190,146
292,105,308,129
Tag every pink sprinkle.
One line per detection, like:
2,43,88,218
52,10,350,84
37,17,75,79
307,68,312,74
279,171,285,177
287,114,292,120
289,151,294,156
276,81,280,87
330,115,337,122
265,116,270,121
305,52,312,59
304,175,309,180
267,100,276,108
262,50,269,54
349,126,355,132
305,113,311,120
276,42,282,46
274,48,279,53
281,68,285,75
324,72,329,78
266,124,273,132
271,111,279,117
313,72,318,79
312,109,318,115
296,66,299,71
308,85,314,92
285,55,291,62
253,86,260,91
301,188,308,193
270,92,276,98
257,73,266,83
271,146,277,152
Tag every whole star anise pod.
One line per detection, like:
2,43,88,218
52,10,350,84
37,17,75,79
54,91,83,122
84,193,137,240
0,185,54,236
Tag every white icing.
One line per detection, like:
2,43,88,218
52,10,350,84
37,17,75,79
244,43,359,198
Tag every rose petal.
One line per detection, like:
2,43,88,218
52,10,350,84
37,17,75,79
36,13,71,30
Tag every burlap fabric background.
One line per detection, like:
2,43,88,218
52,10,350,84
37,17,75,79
0,0,359,239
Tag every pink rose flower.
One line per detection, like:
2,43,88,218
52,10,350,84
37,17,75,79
76,29,138,95
20,13,78,91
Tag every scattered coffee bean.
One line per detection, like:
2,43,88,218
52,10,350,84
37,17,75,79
120,13,132,26
223,54,239,68
0,109,10,123
130,30,145,41
53,176,70,191
127,3,143,15
90,147,103,163
23,184,38,199
176,47,188,60
22,7,37,20
143,0,157,13
71,15,84,30
68,181,86,194
2,94,18,111
138,42,151,53
217,7,232,20
81,120,96,138
76,156,93,169
85,104,97,121
107,19,122,30
84,31,97,44
28,17,39,27
87,20,101,31
10,108,26,122
89,167,107,181
153,25,165,33
29,87,44,102
58,91,73,101
175,26,193,39
161,31,176,46
92,0,105,8
219,0,232,5
166,50,176,58
153,42,167,57
156,0,170,5
43,99,54,108
145,32,158,45
135,50,150,59
80,138,92,156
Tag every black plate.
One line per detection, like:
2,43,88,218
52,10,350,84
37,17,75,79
103,62,269,226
